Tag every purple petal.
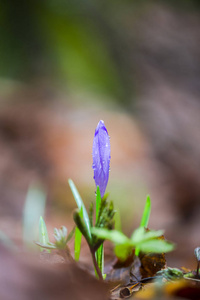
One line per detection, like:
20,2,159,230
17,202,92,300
92,120,111,197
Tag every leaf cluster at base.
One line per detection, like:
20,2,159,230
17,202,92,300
74,195,115,251
91,227,175,261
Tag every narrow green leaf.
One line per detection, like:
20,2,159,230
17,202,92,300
74,207,83,261
135,195,151,256
96,186,101,222
95,185,104,277
92,228,130,245
66,227,75,244
140,195,151,228
137,239,175,253
74,227,82,261
68,179,91,238
96,244,104,276
73,209,92,245
39,216,50,253
35,242,57,250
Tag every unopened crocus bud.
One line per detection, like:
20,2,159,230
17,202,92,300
92,120,111,198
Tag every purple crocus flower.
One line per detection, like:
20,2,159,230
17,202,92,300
92,120,111,198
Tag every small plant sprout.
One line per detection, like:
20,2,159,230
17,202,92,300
69,120,115,280
92,226,174,262
135,195,151,256
34,119,175,285
36,222,74,261
92,192,174,262
69,179,115,279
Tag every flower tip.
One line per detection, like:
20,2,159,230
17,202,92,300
96,120,104,130
95,120,108,136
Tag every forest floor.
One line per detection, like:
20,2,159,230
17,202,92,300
0,91,200,299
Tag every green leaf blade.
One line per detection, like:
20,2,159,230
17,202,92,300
140,195,151,228
95,185,104,277
39,216,50,253
73,209,92,245
74,227,82,261
66,227,75,244
135,195,151,256
35,242,57,250
96,186,101,222
137,239,175,253
96,244,104,277
92,228,130,245
74,207,83,261
132,227,164,244
68,179,91,239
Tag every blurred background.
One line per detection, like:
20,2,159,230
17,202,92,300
0,0,200,270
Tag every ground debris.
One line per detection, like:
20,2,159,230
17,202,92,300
108,248,166,299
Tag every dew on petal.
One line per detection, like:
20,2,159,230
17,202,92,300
92,120,110,198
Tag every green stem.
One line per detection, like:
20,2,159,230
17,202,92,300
90,247,103,281
59,246,74,262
